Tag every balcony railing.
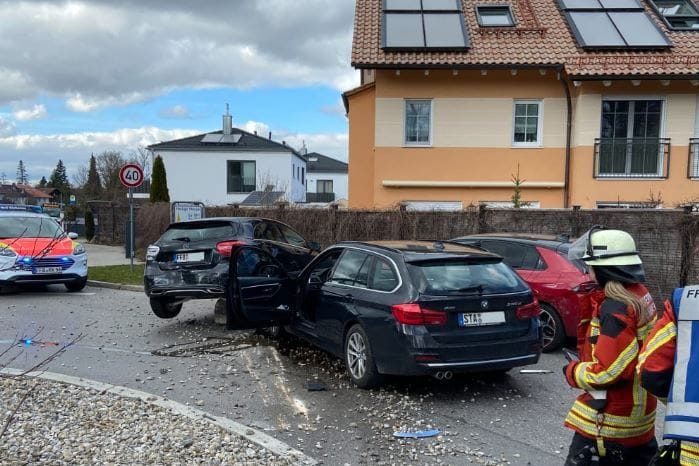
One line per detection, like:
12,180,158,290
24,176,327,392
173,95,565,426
689,138,699,179
594,138,671,179
306,192,335,203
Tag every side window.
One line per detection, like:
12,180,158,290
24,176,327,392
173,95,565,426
253,222,285,243
308,250,343,284
236,249,283,278
278,223,307,248
354,256,374,289
370,258,399,292
482,241,543,271
330,250,369,286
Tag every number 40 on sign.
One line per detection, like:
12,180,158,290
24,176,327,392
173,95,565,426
119,163,144,189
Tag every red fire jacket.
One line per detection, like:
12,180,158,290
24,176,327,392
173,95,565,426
564,284,658,447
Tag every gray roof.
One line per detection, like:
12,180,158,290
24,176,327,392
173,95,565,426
148,129,302,157
305,152,348,173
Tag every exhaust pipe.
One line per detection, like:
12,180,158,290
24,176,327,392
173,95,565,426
434,371,444,380
443,371,453,380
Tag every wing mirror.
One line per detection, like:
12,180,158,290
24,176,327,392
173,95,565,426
307,241,321,252
67,232,79,240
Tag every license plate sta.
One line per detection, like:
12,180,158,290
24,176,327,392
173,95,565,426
174,252,205,263
458,311,505,327
34,266,63,274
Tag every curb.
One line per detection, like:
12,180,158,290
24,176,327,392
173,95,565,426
1,368,316,465
87,279,144,292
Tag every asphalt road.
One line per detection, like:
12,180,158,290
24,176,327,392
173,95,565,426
1,285,604,465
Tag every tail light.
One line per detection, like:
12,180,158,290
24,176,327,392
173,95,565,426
391,304,447,326
516,301,541,320
216,240,243,258
572,281,598,294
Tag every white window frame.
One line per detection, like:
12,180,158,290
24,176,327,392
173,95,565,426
512,100,544,148
404,99,433,147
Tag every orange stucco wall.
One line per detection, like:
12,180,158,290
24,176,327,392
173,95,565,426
346,69,699,209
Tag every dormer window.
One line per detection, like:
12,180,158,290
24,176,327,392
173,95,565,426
476,5,516,26
648,0,699,30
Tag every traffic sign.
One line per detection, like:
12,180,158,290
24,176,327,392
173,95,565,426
119,163,144,189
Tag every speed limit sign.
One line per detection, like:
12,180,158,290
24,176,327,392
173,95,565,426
119,163,144,188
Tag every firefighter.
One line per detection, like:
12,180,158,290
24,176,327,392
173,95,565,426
563,226,659,465
638,286,699,465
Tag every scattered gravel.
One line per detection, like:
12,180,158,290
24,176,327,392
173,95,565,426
0,376,298,465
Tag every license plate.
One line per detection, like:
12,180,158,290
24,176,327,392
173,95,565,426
34,266,63,274
458,311,506,327
174,252,205,263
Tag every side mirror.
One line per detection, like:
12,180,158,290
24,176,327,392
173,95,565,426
307,241,321,252
68,232,79,240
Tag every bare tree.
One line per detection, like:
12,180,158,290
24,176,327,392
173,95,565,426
129,146,152,179
71,164,89,189
96,151,127,202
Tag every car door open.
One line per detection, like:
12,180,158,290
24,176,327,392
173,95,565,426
227,246,295,329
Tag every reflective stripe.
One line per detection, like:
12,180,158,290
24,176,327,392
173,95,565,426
632,371,647,418
672,321,692,403
667,402,699,418
577,339,639,387
638,322,676,368
664,420,699,442
565,410,655,439
570,400,655,427
681,443,699,466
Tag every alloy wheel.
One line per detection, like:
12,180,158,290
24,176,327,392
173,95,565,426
540,308,557,349
347,332,367,380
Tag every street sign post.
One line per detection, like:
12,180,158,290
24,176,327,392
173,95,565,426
119,163,144,271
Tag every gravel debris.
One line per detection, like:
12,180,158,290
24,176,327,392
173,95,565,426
0,376,298,465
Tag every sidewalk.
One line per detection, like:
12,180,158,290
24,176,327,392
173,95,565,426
83,241,145,267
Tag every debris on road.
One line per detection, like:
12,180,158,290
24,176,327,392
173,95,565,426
393,428,441,438
519,369,554,374
305,380,327,392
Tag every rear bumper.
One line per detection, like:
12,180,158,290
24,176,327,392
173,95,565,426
371,321,543,376
144,261,228,299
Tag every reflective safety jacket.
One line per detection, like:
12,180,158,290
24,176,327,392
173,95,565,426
639,287,699,466
564,284,657,448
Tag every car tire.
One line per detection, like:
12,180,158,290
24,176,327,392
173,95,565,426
65,278,87,292
150,298,183,319
344,324,382,389
539,303,565,352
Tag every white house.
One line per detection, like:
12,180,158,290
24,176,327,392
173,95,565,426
304,152,348,204
147,113,306,206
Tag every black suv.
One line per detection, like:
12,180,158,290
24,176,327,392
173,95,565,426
226,240,543,388
144,217,318,318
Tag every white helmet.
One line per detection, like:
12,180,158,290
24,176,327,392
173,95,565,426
568,226,642,267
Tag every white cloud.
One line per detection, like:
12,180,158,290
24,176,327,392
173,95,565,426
0,1,359,108
240,120,347,161
0,116,16,137
159,105,190,119
12,104,47,121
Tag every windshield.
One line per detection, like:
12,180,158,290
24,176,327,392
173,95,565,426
0,216,64,239
408,259,527,295
159,222,238,242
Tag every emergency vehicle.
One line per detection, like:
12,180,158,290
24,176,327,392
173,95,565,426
0,204,87,291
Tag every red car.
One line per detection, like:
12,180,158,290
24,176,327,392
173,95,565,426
451,234,596,352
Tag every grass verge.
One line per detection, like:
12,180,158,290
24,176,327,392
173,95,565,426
88,265,144,286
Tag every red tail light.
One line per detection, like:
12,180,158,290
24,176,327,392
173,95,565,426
572,281,599,294
216,240,243,258
516,301,541,320
391,304,447,326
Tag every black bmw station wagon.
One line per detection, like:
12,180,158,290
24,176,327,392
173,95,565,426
226,240,543,388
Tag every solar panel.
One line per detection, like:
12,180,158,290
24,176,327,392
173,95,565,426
421,0,460,10
569,11,625,46
559,0,602,9
424,13,468,47
385,13,425,47
201,134,223,143
382,0,469,49
599,0,641,9
201,133,243,144
608,12,672,46
385,0,421,10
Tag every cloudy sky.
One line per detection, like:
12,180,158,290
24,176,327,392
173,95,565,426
0,0,357,184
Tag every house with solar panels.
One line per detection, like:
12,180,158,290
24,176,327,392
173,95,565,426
147,111,308,206
344,0,699,210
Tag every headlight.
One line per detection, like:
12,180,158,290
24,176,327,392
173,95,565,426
146,245,160,261
73,243,86,255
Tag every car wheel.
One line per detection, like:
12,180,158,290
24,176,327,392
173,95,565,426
539,303,565,352
344,324,382,389
150,298,183,319
65,277,87,292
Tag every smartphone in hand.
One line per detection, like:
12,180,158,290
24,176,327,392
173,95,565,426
563,348,579,363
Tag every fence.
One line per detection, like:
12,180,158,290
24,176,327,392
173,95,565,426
89,202,699,303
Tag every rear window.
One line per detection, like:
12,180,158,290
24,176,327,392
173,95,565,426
408,260,527,295
160,222,238,242
557,245,589,274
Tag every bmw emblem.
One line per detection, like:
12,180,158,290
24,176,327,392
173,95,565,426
481,300,488,310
